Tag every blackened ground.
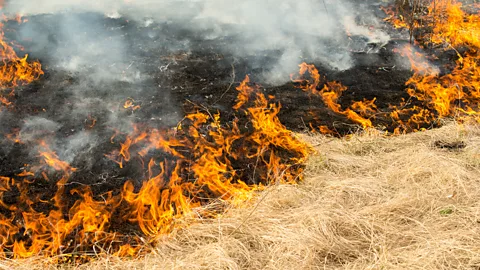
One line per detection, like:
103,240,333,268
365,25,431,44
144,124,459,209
2,8,419,133
0,9,427,196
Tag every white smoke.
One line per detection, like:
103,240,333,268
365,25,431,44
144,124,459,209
2,0,392,165
5,0,391,82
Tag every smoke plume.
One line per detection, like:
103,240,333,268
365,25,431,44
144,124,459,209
4,0,390,80
1,0,391,165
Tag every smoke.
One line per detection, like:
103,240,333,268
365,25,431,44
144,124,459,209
1,0,391,167
5,0,390,81
20,117,61,143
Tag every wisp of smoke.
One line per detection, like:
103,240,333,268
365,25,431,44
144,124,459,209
5,0,390,82
1,0,391,166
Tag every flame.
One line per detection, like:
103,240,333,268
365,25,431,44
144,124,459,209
351,98,377,117
0,30,44,89
383,0,480,129
398,0,480,124
0,75,311,259
233,75,254,110
2,0,479,262
395,45,439,75
297,0,480,134
0,95,11,107
292,63,375,129
380,5,410,29
0,16,43,112
38,141,76,173
124,98,141,111
427,0,480,50
86,115,97,129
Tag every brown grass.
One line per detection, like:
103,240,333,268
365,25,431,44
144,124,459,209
4,122,480,269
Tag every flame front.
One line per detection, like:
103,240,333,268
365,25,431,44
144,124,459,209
0,14,43,111
399,0,480,125
0,74,311,259
296,0,480,134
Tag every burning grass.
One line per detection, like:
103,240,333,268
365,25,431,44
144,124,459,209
0,75,311,259
1,0,480,265
298,0,480,134
4,122,480,269
0,16,42,91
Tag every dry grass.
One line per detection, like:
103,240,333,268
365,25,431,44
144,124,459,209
5,122,480,269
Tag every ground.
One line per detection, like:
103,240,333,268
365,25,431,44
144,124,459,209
5,122,480,269
0,8,417,239
1,0,480,266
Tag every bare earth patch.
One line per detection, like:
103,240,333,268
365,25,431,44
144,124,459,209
6,122,480,269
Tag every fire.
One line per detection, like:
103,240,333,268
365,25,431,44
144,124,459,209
292,63,375,129
38,141,76,173
297,0,480,134
427,0,480,49
0,95,11,107
400,0,480,124
380,5,410,29
233,75,254,110
0,14,44,111
0,27,44,89
0,0,478,262
0,75,311,259
124,98,141,111
395,45,439,75
86,115,97,129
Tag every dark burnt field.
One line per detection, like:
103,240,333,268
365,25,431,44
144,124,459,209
2,9,421,133
0,12,416,174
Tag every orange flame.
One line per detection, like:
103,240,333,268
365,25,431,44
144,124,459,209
124,98,141,111
398,0,480,124
0,75,311,260
299,0,480,134
380,5,410,29
292,63,375,129
4,0,479,261
0,17,43,111
0,30,44,89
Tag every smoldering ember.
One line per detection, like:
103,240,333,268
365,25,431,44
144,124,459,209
0,0,478,263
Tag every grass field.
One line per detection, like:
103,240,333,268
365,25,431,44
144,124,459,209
5,122,480,269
